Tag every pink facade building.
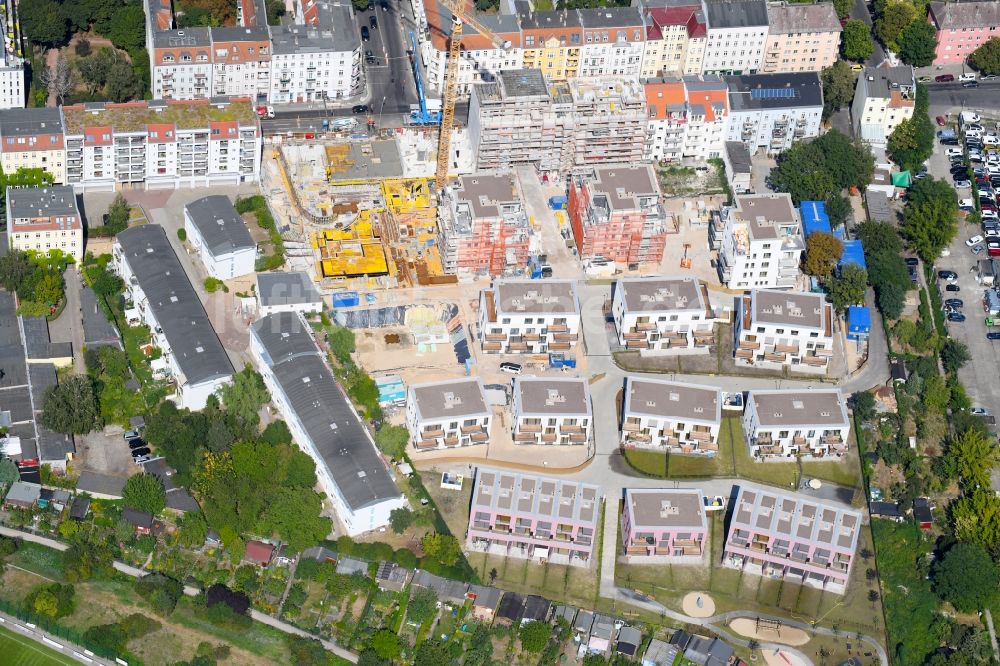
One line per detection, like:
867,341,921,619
621,489,707,558
929,1,1000,65
723,487,861,594
467,468,602,566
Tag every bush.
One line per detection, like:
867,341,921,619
205,584,251,616
135,573,184,616
177,228,187,241
204,277,225,293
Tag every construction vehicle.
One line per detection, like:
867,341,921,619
435,0,511,188
408,32,442,126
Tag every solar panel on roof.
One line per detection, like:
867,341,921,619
750,88,797,99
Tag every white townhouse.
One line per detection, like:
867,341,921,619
611,276,716,353
406,378,492,451
512,377,592,446
700,0,768,74
113,224,234,410
725,72,823,154
735,289,834,373
621,377,722,455
256,272,324,317
184,195,257,280
742,389,850,460
478,279,581,355
710,193,804,290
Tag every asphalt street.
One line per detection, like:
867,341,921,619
849,0,886,66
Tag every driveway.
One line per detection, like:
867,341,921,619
47,268,86,374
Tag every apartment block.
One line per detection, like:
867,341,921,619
512,376,592,446
61,98,261,192
517,9,585,82
621,488,707,558
468,467,602,565
700,0,769,74
0,108,66,184
6,186,83,262
113,224,234,410
406,378,491,451
151,28,214,100
567,166,668,265
760,3,842,74
438,172,530,276
710,193,804,290
611,276,715,353
645,76,729,163
723,486,860,593
852,66,915,147
183,195,257,280
478,279,581,354
742,389,850,460
621,378,721,454
576,8,646,79
570,76,649,166
210,26,273,99
725,72,823,154
0,5,25,109
255,272,323,316
929,1,1000,65
735,289,834,373
641,5,707,78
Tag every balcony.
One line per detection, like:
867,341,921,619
625,431,652,444
622,420,641,433
443,436,460,447
763,352,786,363
758,444,784,456
519,423,542,433
560,425,585,434
635,322,655,331
541,433,558,443
623,331,647,341
626,339,649,349
461,425,485,435
514,432,537,443
739,339,761,350
420,427,444,438
415,439,438,450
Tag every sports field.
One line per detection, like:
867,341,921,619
0,623,79,666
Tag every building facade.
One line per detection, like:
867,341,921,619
723,486,860,593
760,3,842,74
478,279,581,354
742,389,850,460
710,193,804,290
621,489,707,557
928,1,1000,66
406,378,491,451
725,72,823,154
621,378,721,454
6,186,83,262
700,0,769,74
611,276,715,353
255,272,324,316
576,8,646,79
641,5,707,78
183,195,257,280
0,108,66,184
512,377,592,446
735,289,834,373
852,65,916,146
644,76,729,162
467,467,602,565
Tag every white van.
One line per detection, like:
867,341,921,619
960,73,978,82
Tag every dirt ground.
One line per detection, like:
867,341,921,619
763,649,809,666
75,426,140,478
729,618,810,646
682,591,715,617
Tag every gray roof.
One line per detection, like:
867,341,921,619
336,556,369,576
574,609,595,633
748,389,849,428
116,224,234,386
725,141,751,173
0,107,63,138
468,584,503,610
513,377,590,417
523,595,550,621
491,279,580,316
185,195,256,257
452,173,522,220
730,486,862,554
930,1,1000,30
122,507,154,528
625,488,707,530
472,467,601,527
4,480,40,505
499,69,549,99
412,569,470,603
857,65,915,100
270,2,359,55
767,3,842,34
81,287,121,347
617,626,642,652
152,28,212,49
703,0,767,28
409,378,490,422
251,312,320,365
254,313,401,512
27,364,56,405
257,272,323,308
751,289,827,329
22,317,70,360
586,166,660,213
576,7,643,28
76,471,127,498
624,378,720,424
7,186,79,220
727,72,823,112
684,635,734,666
210,26,270,42
644,638,680,666
617,276,707,313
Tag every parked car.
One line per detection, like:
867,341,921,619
937,116,948,126
905,257,920,267
361,26,370,40
948,312,968,322
908,266,920,283
964,81,980,88
946,284,961,292
500,362,522,374
369,15,377,28
945,298,965,308
956,180,973,189
960,73,978,82
941,138,959,146
947,148,965,157
127,438,146,450
131,447,151,459
968,124,985,133
988,332,1000,340
988,241,1000,256
352,104,369,113
936,74,955,82
968,235,985,246
939,270,959,281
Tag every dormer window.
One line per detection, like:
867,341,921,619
181,55,191,62
197,54,207,62
163,54,174,63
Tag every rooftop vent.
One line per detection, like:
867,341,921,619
792,400,804,409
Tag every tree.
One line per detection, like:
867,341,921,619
0,458,19,488
233,565,260,595
176,512,209,547
25,583,75,619
851,391,877,422
79,48,117,95
40,375,101,434
20,0,69,47
953,490,1000,553
123,473,166,515
947,428,1000,489
261,488,332,554
898,20,938,67
75,39,92,58
414,639,449,666
327,326,356,365
33,272,63,306
825,194,852,229
218,366,270,436
828,265,867,313
902,177,959,262
260,420,292,446
932,542,1000,612
821,61,857,119
407,587,438,625
876,0,918,52
106,58,142,103
941,339,972,374
804,232,844,278
859,221,911,318
266,0,286,24
843,20,875,61
971,37,1000,75
887,114,934,173
520,621,551,652
135,573,184,616
421,532,461,566
371,629,402,660
108,6,146,52
39,54,75,106
105,193,130,235
374,424,408,459
833,0,853,17
389,507,414,534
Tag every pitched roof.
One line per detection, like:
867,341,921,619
767,3,842,34
244,539,275,565
930,0,1000,29
185,195,256,257
703,0,768,28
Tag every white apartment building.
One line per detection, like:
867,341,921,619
577,8,646,79
641,5,707,78
183,195,257,280
512,376,592,446
210,26,272,99
644,76,729,162
151,28,215,100
113,224,234,410
621,377,722,455
735,289,834,373
255,272,324,317
406,378,492,451
700,0,768,74
743,389,850,460
6,186,83,262
725,72,823,154
710,193,804,290
611,276,715,353
478,279,581,354
852,65,916,147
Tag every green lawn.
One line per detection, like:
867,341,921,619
0,624,77,666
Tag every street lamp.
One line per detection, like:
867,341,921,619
378,95,387,128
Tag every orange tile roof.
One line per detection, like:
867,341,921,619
645,81,687,120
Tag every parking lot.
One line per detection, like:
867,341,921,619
925,110,1000,417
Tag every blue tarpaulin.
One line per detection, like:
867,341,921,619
839,240,867,270
800,201,831,237
376,375,406,405
847,306,871,340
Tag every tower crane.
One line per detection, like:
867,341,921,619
435,0,511,189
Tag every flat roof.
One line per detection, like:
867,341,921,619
623,378,721,425
625,488,707,531
409,378,490,422
751,289,827,329
251,311,320,365
748,389,849,428
617,276,706,314
256,272,323,308
725,141,751,173
733,193,799,240
472,467,601,527
492,279,580,316
185,195,255,257
513,377,590,417
270,1,359,54
499,69,549,98
727,72,823,112
453,173,521,220
586,166,660,212
61,98,257,135
730,486,861,554
255,313,401,511
7,186,79,220
116,224,234,386
153,28,212,48
76,471,126,498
